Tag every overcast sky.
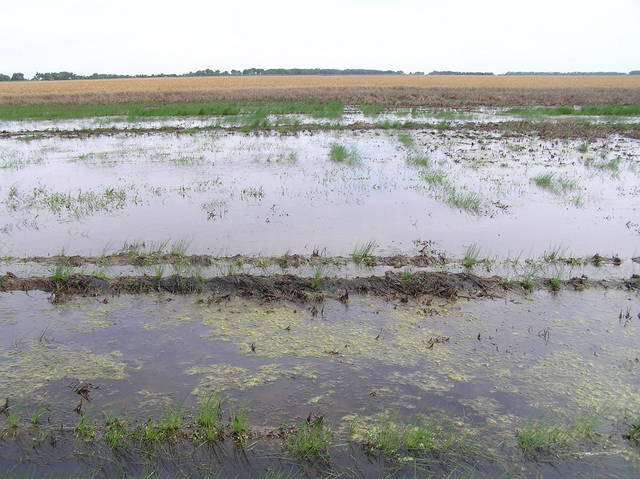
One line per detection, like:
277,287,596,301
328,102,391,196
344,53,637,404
2,0,639,77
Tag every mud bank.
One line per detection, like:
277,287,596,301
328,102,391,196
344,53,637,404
14,252,627,269
3,119,640,140
0,271,638,302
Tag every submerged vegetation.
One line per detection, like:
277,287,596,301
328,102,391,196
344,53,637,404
5,184,133,218
531,172,582,205
506,105,640,116
349,414,483,463
328,143,360,165
516,417,601,459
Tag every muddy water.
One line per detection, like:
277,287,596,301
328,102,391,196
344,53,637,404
1,109,640,477
0,126,638,262
2,107,640,134
1,289,639,476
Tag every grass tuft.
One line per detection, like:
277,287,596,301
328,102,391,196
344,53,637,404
311,264,326,289
516,417,600,459
352,241,376,266
407,156,431,168
104,416,127,449
445,188,481,213
584,156,620,172
398,132,414,148
284,417,332,461
532,173,578,196
351,415,475,460
51,264,72,287
231,408,249,438
74,415,96,441
627,419,640,445
329,143,360,165
3,406,20,429
195,393,224,443
463,244,481,268
169,239,190,257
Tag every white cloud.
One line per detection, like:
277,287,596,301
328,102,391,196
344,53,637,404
1,0,638,76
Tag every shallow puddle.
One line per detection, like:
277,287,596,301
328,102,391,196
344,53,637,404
0,289,638,476
1,108,639,477
0,125,638,263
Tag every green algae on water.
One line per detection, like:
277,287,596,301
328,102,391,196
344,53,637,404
0,343,127,398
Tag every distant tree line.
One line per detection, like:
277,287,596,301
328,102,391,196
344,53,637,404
0,68,405,81
0,73,26,81
1,69,639,81
504,71,629,75
429,71,494,75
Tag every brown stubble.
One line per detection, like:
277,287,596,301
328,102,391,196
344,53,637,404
1,75,639,106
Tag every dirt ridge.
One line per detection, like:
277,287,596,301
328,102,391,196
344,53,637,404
4,119,639,141
0,271,638,303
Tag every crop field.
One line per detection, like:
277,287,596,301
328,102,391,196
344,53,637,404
2,75,640,106
0,88,639,478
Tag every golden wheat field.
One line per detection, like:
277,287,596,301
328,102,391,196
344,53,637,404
2,75,640,105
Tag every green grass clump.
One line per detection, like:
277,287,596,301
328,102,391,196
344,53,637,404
401,419,459,453
360,104,385,116
463,244,481,268
401,267,414,280
516,417,600,459
153,265,165,279
51,264,72,286
74,415,97,441
419,169,447,185
197,394,223,438
352,241,376,266
549,276,562,292
329,143,360,165
137,421,163,443
627,419,640,444
532,173,553,189
407,156,430,167
198,396,223,429
351,415,472,460
104,416,127,449
520,277,535,292
134,405,183,443
532,173,577,195
284,417,332,461
398,132,414,148
231,408,249,437
541,244,565,262
311,264,326,289
6,185,130,218
159,405,182,436
30,406,46,426
584,156,621,172
3,406,20,428
577,143,589,153
445,188,482,213
169,239,190,257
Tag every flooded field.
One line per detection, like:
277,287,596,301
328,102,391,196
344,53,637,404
0,105,639,478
